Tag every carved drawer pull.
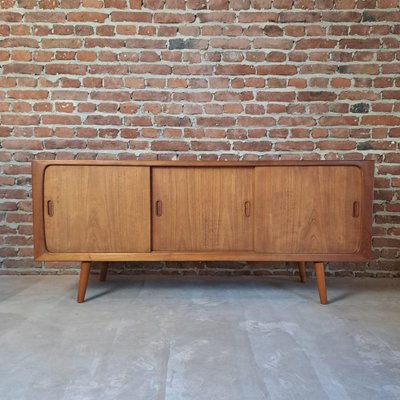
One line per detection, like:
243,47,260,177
156,200,162,217
353,201,360,218
47,200,54,217
244,201,251,217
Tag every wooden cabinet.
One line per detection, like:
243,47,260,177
32,160,374,304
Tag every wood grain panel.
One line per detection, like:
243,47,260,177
44,166,150,253
152,167,254,251
255,166,363,254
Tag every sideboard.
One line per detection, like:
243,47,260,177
32,160,374,304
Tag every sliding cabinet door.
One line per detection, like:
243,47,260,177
152,167,254,252
44,166,150,253
255,166,363,254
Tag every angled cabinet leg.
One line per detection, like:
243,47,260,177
99,262,109,282
297,261,307,283
314,262,327,305
77,262,91,303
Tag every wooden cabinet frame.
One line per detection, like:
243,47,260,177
32,160,374,304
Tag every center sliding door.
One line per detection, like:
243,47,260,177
152,167,254,251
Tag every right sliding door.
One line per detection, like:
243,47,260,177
255,166,363,254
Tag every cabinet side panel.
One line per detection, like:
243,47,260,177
255,166,363,254
32,162,47,259
44,166,150,253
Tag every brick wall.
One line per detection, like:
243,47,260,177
0,0,399,277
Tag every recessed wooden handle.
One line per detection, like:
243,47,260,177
47,200,54,216
244,201,251,217
156,200,162,217
352,201,360,218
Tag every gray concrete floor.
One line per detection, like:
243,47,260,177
0,275,399,400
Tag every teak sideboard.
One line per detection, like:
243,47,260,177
32,160,374,305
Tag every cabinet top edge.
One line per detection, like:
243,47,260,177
32,160,375,167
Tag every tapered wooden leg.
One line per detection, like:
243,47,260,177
314,262,327,305
77,262,91,303
298,261,306,283
99,262,109,282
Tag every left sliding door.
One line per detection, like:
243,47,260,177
44,166,150,253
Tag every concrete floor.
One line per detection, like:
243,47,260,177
0,275,399,400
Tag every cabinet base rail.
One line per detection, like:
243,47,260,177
77,261,328,305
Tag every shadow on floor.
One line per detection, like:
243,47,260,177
71,274,356,304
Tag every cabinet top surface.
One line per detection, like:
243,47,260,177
32,160,374,167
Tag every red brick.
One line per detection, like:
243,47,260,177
373,238,400,248
211,38,251,50
322,11,361,21
256,91,296,102
124,116,152,126
186,0,207,8
2,115,39,125
257,65,297,75
82,0,103,6
335,0,356,8
0,77,17,88
233,141,271,151
42,115,81,125
0,11,22,21
83,115,120,125
275,141,314,151
42,39,82,48
45,64,86,75
67,12,108,22
253,38,293,49
214,91,253,101
196,117,235,127
296,39,336,49
331,77,351,88
317,140,357,150
198,12,236,22
2,139,42,150
105,0,127,7
172,65,212,75
155,116,191,126
273,0,293,8
91,91,131,101
126,39,166,48
129,0,142,7
90,65,128,74
155,13,196,23
151,141,189,151
0,39,38,49
320,116,359,125
217,66,256,78
298,91,337,101
111,11,152,21
0,0,15,8
278,117,316,126
280,11,320,22
239,12,278,22
237,116,276,126
191,141,231,151
340,39,381,49
7,90,48,100
362,115,400,126
25,12,65,22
